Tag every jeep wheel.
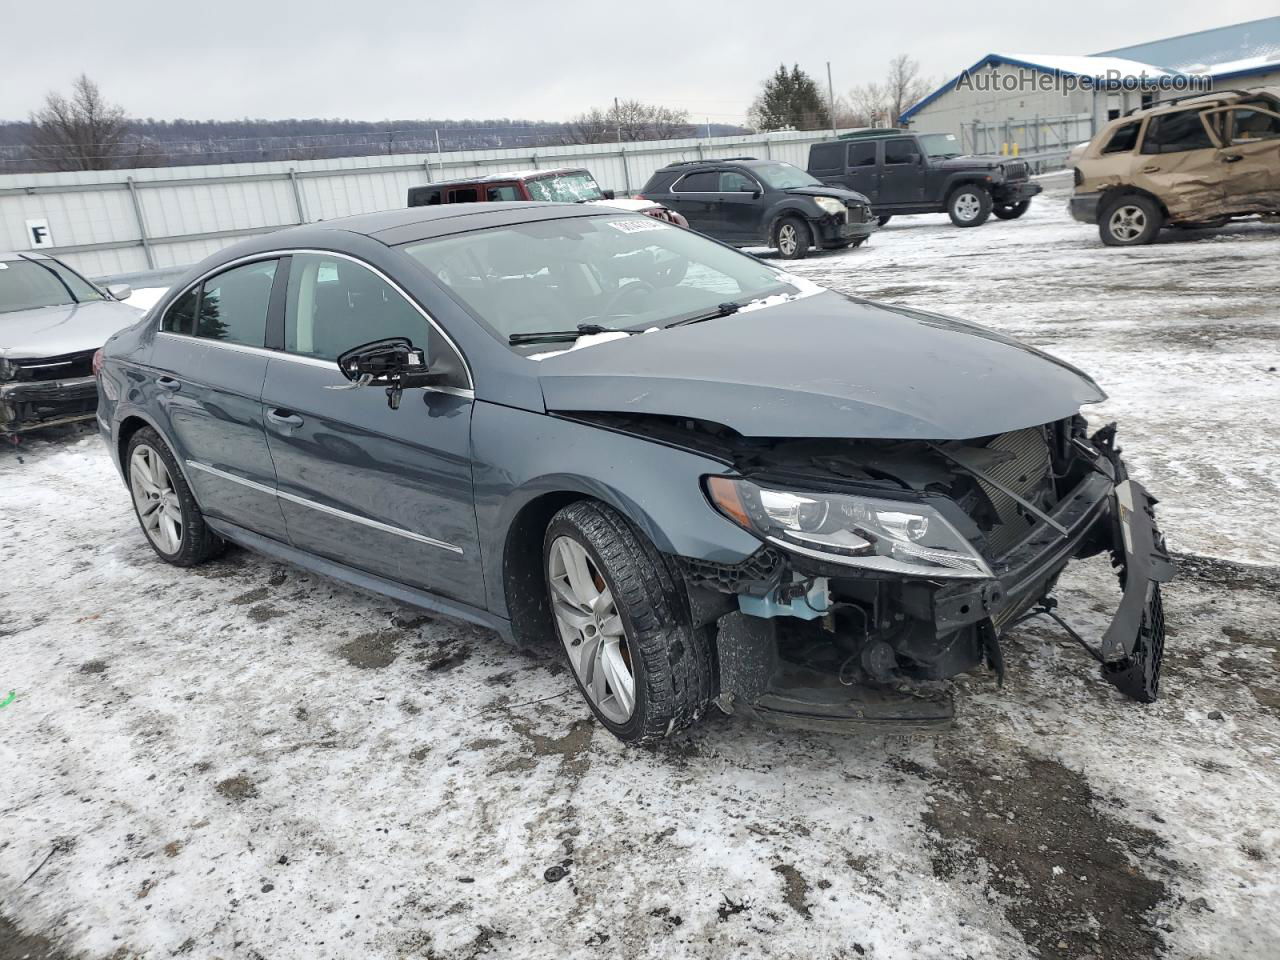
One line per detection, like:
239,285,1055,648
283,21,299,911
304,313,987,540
774,216,812,259
876,215,892,226
947,186,992,227
1100,195,1163,246
543,501,714,745
993,200,1031,220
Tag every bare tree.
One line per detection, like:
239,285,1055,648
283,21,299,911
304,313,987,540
26,75,131,171
846,56,932,128
567,100,692,144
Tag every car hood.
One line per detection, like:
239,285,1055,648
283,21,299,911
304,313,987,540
934,154,1011,171
537,291,1105,440
784,185,871,204
0,299,143,359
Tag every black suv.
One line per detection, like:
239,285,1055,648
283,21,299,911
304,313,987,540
638,158,875,259
808,130,1042,227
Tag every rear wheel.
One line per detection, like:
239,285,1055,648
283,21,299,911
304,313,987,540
774,216,812,259
993,200,1031,220
125,427,224,566
1100,194,1163,246
544,501,713,744
947,185,992,227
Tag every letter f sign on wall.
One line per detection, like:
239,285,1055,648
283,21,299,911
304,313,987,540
25,218,53,249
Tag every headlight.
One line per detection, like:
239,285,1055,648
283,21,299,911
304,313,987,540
706,476,993,579
813,196,846,216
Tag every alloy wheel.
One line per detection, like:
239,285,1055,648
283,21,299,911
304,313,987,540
129,443,183,553
547,535,635,723
954,193,982,222
1109,205,1147,242
777,223,798,256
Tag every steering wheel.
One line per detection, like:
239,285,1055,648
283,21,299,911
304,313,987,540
599,280,655,317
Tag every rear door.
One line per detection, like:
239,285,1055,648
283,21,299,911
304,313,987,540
808,142,847,188
150,257,289,541
877,138,926,206
842,141,880,202
667,170,721,234
1130,108,1226,219
1201,105,1280,211
259,251,484,606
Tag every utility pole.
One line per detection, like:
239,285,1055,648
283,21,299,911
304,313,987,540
434,129,443,179
706,117,711,139
615,97,622,144
827,61,838,137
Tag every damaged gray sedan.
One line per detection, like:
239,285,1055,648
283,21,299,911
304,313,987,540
97,202,1173,743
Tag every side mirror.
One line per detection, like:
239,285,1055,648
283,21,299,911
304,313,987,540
335,337,442,409
601,189,616,200
106,283,133,301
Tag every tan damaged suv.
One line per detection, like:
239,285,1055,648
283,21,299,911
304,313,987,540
1068,87,1280,246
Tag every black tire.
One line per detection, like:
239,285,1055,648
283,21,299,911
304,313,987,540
1099,194,1163,246
993,200,1031,220
947,184,992,227
125,427,224,566
876,215,892,226
543,501,714,745
773,216,812,260
821,240,852,250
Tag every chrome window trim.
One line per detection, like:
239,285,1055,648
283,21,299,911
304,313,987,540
185,460,464,555
157,248,475,391
154,331,476,398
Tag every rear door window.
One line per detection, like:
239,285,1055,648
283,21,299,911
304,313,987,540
1101,121,1141,154
847,142,877,167
194,259,277,347
673,171,719,192
1141,110,1215,154
1226,108,1280,142
486,184,521,201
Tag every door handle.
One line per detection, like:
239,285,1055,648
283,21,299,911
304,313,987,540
267,409,304,428
156,376,181,392
1140,165,1161,173
1221,154,1242,163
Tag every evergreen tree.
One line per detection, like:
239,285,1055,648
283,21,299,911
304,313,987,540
749,64,831,132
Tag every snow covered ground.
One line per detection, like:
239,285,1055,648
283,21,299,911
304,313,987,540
2,175,1279,960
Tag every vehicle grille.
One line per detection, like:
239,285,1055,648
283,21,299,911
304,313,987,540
7,350,95,382
976,427,1055,557
846,202,870,223
1003,160,1028,181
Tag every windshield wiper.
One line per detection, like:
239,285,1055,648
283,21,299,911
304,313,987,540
664,301,742,329
508,323,627,345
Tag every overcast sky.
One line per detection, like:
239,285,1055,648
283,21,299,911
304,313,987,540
2,1,1276,124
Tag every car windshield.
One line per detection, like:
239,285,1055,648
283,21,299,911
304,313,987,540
403,215,803,347
525,172,605,202
918,133,963,158
0,258,104,314
750,162,821,190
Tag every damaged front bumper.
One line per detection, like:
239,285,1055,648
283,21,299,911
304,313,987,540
686,434,1174,733
0,374,99,435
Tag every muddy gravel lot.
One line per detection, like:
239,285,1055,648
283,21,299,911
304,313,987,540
2,175,1278,960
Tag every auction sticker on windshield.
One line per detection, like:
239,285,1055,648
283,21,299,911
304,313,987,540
606,218,670,234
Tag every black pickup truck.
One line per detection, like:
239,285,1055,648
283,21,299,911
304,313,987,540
808,130,1042,227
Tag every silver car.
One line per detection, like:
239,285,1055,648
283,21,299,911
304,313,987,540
0,252,140,435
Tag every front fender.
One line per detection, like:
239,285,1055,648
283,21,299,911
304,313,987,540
471,401,763,618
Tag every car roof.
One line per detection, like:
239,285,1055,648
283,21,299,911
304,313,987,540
253,201,620,248
1120,86,1279,121
656,157,782,172
426,167,590,187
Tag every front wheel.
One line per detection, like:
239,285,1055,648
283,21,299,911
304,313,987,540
876,215,892,226
774,216,812,260
947,185,992,227
993,200,1031,220
1100,195,1164,246
126,427,224,566
544,501,714,744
